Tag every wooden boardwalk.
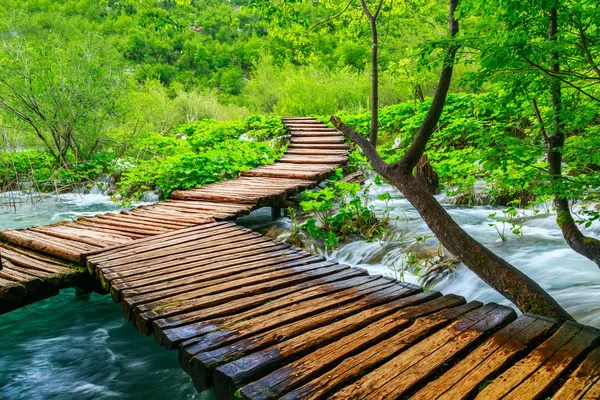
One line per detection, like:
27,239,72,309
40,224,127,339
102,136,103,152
0,117,347,310
1,117,600,399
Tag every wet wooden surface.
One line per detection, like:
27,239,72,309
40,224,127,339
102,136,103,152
0,117,344,312
2,117,600,399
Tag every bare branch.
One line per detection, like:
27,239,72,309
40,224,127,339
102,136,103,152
330,115,388,176
310,0,355,32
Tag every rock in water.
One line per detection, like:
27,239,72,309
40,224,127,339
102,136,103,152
414,154,440,195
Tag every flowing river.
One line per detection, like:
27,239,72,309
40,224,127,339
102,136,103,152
1,183,599,399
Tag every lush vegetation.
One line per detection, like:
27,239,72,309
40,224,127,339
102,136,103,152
0,0,598,319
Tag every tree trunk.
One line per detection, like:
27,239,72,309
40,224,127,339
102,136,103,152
369,17,379,147
332,0,573,321
414,154,440,195
547,5,600,268
415,84,425,103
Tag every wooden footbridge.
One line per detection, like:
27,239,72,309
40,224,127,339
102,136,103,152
1,118,599,399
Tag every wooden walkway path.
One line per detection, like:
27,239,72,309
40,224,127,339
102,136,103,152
1,117,600,399
0,117,347,311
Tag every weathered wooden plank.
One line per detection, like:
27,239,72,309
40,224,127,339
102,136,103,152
164,200,254,212
0,245,73,275
158,274,378,349
134,264,351,335
38,224,132,245
101,242,289,291
553,346,600,400
106,243,289,299
75,219,162,237
67,222,146,240
0,229,84,263
86,221,236,262
154,269,370,346
86,215,172,233
482,323,600,400
411,313,557,400
211,290,439,397
1,261,61,282
0,276,27,303
90,225,250,267
285,149,349,156
326,303,516,400
120,253,322,318
242,298,480,400
279,157,346,165
0,261,43,287
133,261,347,333
181,279,412,379
582,377,600,400
30,225,128,247
288,128,338,132
291,137,345,144
475,321,600,399
97,238,287,285
288,143,349,150
110,213,196,228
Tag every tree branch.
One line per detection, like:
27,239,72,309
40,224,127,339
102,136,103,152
391,0,459,173
330,115,389,176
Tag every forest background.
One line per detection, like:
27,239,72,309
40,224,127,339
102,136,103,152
0,0,599,222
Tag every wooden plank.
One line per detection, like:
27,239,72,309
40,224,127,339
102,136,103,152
478,325,600,400
90,224,248,266
288,143,349,150
285,149,348,156
98,235,276,282
120,253,321,316
154,269,370,346
476,321,600,399
326,303,516,400
553,346,600,400
0,276,27,303
241,169,334,180
181,279,413,378
279,156,347,165
412,314,557,400
0,245,74,275
133,261,347,334
109,213,196,228
85,215,172,233
74,219,163,237
67,222,146,240
288,128,338,132
86,221,236,262
106,242,288,298
211,290,439,397
29,225,128,247
134,264,351,335
242,298,480,400
0,261,43,287
101,240,287,286
291,137,345,144
0,229,84,263
582,377,600,399
158,274,379,349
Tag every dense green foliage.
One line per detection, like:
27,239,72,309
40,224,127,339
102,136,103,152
1,116,285,200
297,173,392,248
0,0,599,221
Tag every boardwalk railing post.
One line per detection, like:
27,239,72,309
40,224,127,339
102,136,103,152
271,206,281,221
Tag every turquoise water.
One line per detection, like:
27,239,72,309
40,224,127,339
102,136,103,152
0,289,205,400
1,185,599,399
0,193,208,399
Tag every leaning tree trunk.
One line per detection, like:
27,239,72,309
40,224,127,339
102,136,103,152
332,0,573,321
546,5,600,268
